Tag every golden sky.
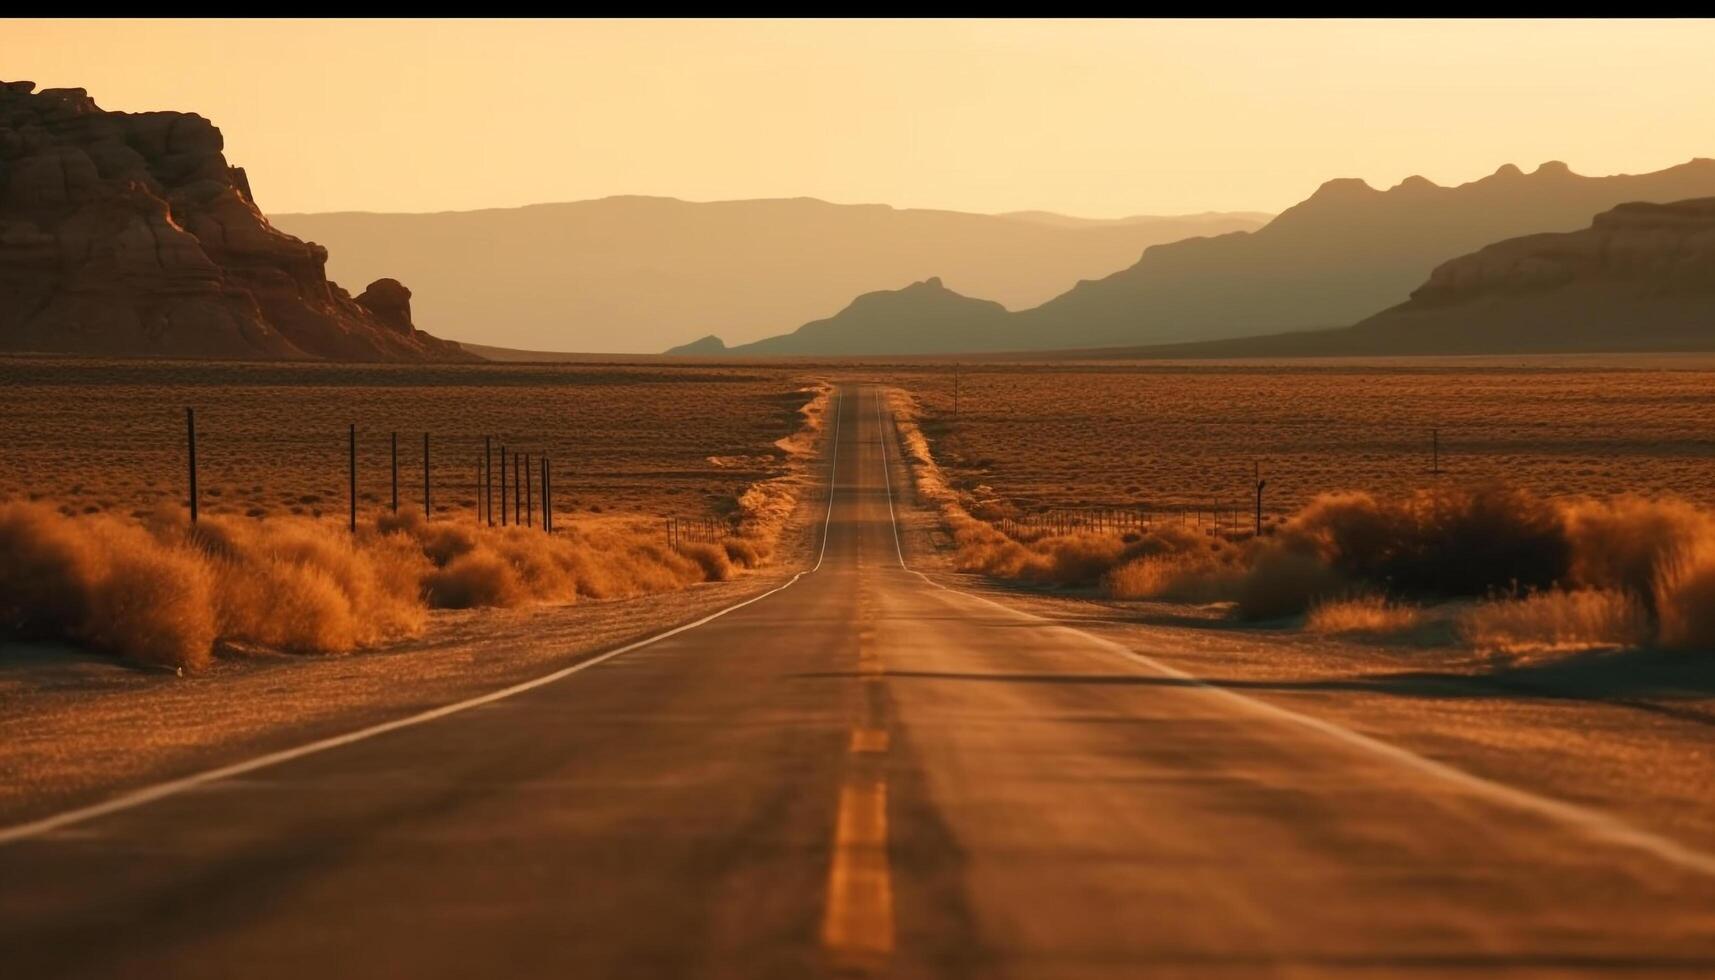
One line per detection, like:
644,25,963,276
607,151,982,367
8,18,1714,217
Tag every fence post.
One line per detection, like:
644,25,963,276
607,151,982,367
1432,428,1440,475
423,433,431,518
348,423,357,534
185,407,198,525
484,436,493,527
390,430,399,515
541,455,550,532
524,453,533,529
1254,461,1266,538
500,446,508,527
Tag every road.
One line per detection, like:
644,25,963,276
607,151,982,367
6,384,1715,978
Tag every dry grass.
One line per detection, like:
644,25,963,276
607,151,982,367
0,358,821,524
906,359,1715,515
1305,595,1423,638
889,382,1715,652
0,375,831,668
1457,590,1652,656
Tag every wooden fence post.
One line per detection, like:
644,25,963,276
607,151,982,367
390,431,398,515
484,436,493,527
1254,461,1266,538
500,446,508,527
423,433,431,519
348,423,357,534
524,453,533,529
185,407,198,525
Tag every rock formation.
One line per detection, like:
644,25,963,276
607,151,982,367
0,81,473,360
1075,198,1715,358
1339,197,1715,352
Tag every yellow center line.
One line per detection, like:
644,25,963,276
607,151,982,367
821,777,894,965
849,728,891,754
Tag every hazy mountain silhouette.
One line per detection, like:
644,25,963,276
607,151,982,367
1004,159,1715,349
1032,197,1715,358
709,159,1715,357
270,198,1267,354
671,278,1009,356
996,210,1275,229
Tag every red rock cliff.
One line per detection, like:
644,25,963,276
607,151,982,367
0,80,474,360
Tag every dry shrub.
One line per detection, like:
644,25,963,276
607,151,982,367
1655,539,1715,652
1561,496,1715,594
887,383,1715,656
2,490,792,666
1305,595,1422,637
1457,589,1651,655
1234,548,1346,620
426,550,521,609
1105,552,1244,604
81,533,217,669
1277,486,1567,597
0,502,216,668
677,541,735,582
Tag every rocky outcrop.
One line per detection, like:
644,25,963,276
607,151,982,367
1006,159,1715,350
0,81,473,360
1094,198,1715,357
1335,197,1715,352
1404,198,1715,304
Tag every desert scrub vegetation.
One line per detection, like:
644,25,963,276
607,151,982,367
1305,595,1425,639
0,384,831,670
888,387,1715,654
901,360,1715,513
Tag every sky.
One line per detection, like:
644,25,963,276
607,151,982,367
6,18,1715,218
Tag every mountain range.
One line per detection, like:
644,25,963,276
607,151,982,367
271,200,1267,355
688,159,1715,357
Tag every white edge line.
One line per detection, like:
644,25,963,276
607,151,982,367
878,390,1715,880
875,388,905,569
0,388,851,848
813,388,843,573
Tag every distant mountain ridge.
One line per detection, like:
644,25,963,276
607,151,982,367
666,278,1008,356
1007,158,1715,349
689,159,1715,357
1024,196,1715,359
271,197,1268,354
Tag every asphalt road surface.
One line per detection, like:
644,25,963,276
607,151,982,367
6,385,1715,978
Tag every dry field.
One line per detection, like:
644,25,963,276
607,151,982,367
901,357,1715,517
887,356,1715,653
0,358,819,524
0,357,826,667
